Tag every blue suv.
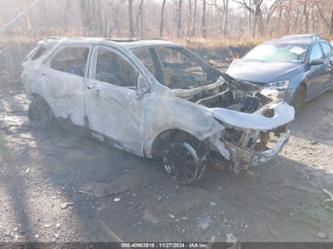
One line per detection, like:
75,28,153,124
227,34,333,110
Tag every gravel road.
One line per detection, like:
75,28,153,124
1,89,333,242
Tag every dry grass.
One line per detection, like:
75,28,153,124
173,37,263,48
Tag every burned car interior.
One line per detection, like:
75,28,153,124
133,46,219,89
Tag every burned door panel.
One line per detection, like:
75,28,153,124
85,46,145,156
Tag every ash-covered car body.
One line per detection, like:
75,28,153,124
22,37,295,184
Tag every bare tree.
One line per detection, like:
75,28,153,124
63,0,71,33
187,0,192,36
202,0,207,38
209,0,230,37
191,0,197,36
176,0,183,38
128,0,134,38
234,0,264,37
160,0,167,38
315,1,332,34
135,0,145,37
222,0,230,37
331,10,333,35
79,0,103,36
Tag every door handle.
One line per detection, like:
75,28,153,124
87,85,100,97
87,85,97,90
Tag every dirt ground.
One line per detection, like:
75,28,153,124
1,87,333,242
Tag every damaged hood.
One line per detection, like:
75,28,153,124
226,59,304,84
212,101,295,131
172,76,261,99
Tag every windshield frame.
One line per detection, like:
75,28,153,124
131,45,221,90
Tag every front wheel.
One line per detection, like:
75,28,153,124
292,85,305,113
162,141,207,185
28,96,56,129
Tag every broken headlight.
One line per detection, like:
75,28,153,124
265,80,289,90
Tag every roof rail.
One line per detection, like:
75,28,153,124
105,37,140,42
281,33,321,40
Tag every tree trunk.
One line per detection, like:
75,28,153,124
187,0,192,37
176,0,183,38
135,0,145,38
160,0,167,38
223,0,229,37
202,0,207,38
128,0,134,38
248,0,252,35
303,3,309,33
63,0,70,33
191,0,197,36
140,0,144,37
330,10,333,35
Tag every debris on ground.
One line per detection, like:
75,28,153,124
168,213,175,219
209,201,217,207
143,209,160,224
323,189,333,202
309,140,318,145
60,202,74,209
317,232,328,239
226,233,237,243
198,216,211,231
322,188,333,212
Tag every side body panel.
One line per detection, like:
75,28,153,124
23,44,92,127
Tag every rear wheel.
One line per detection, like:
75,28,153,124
28,96,56,129
292,85,305,113
162,140,207,185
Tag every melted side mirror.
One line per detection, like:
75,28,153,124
137,75,151,98
309,58,325,66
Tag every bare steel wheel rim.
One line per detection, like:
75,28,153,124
163,142,201,184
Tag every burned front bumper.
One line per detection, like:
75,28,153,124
226,130,289,169
207,129,290,173
207,101,294,172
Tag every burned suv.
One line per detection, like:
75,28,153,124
22,38,295,184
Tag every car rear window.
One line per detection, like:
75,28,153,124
50,46,89,77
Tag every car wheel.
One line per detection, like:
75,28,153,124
28,96,56,129
292,85,305,113
162,141,207,185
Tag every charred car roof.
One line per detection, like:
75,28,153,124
42,37,179,50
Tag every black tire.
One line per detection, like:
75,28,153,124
28,96,56,129
292,85,305,113
162,140,207,185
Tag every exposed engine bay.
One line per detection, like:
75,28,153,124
173,76,294,174
174,76,272,114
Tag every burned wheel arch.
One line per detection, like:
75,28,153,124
150,129,204,158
